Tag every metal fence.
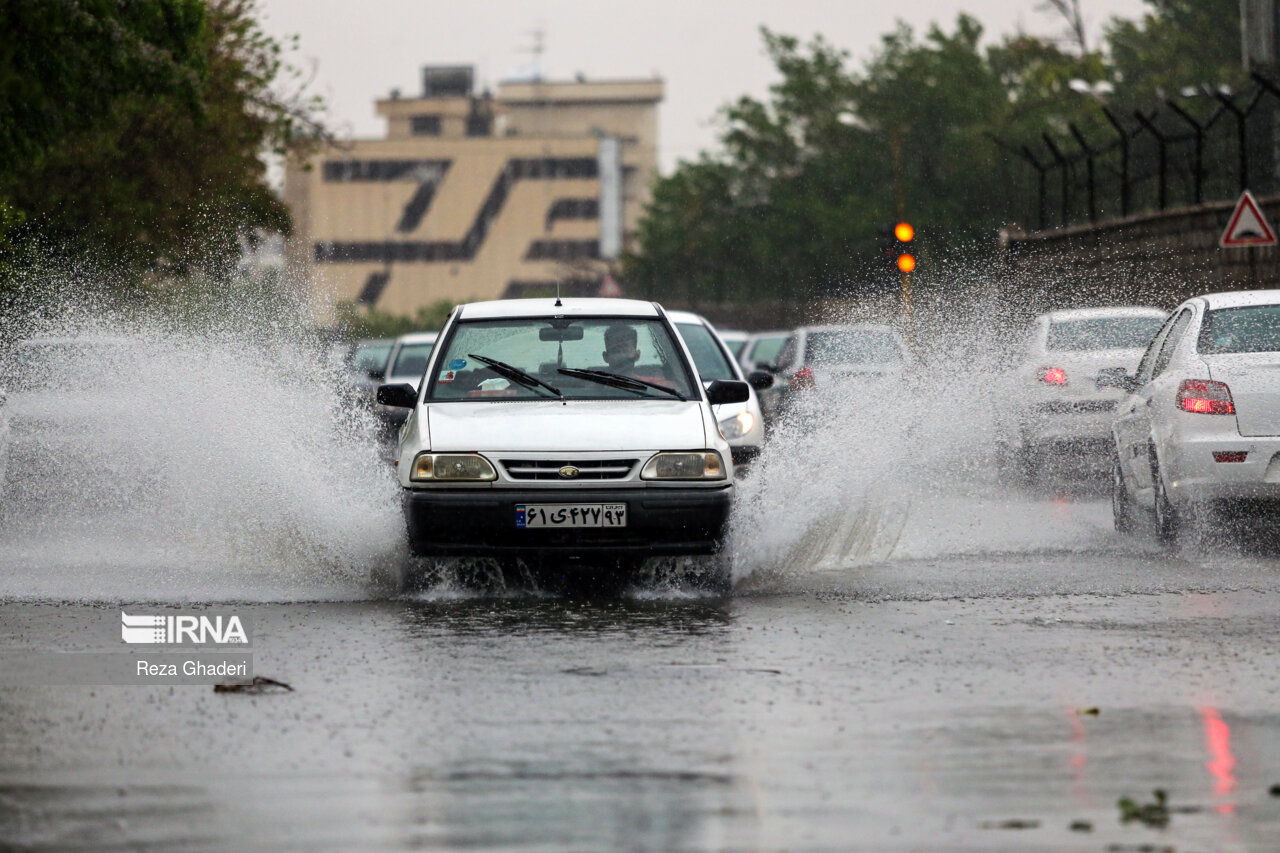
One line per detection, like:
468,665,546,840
998,73,1280,231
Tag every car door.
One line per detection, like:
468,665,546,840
1115,311,1176,493
1120,309,1192,497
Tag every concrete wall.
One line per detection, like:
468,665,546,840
999,194,1280,317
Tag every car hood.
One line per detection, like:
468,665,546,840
425,399,708,452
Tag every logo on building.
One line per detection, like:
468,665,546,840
121,612,249,645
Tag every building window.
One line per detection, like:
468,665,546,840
466,114,492,137
524,240,600,261
410,115,442,136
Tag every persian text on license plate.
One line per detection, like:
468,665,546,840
515,504,627,528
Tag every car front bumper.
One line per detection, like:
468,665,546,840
402,486,733,557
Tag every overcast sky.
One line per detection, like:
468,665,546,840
259,0,1150,173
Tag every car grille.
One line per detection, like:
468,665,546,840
1035,400,1117,415
500,458,638,481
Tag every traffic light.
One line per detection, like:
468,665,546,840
893,222,915,273
877,222,916,273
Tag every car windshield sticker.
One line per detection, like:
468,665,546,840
438,369,456,383
448,358,467,370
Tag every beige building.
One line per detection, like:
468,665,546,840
283,66,662,320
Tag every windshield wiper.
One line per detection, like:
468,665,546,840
557,368,686,401
468,353,564,402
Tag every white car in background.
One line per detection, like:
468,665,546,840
740,330,791,372
755,323,915,425
999,306,1167,479
667,311,770,470
374,331,438,443
1107,291,1280,541
376,298,749,590
716,329,750,363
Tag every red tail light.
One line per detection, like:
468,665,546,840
791,366,816,390
1039,367,1067,385
1177,379,1235,415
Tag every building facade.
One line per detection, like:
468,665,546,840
283,66,662,319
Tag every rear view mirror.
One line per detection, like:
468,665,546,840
539,326,584,342
706,379,750,405
747,369,775,391
376,383,417,408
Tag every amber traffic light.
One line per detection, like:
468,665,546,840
894,222,914,242
896,253,917,273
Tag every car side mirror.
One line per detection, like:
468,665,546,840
706,379,750,405
746,369,774,391
1096,367,1138,392
376,383,417,408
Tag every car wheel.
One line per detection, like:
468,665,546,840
1111,455,1135,534
1153,467,1180,545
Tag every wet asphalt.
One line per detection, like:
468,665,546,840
4,485,1280,852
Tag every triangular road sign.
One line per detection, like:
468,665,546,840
1220,190,1277,247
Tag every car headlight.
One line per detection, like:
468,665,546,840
641,451,726,481
410,453,497,482
717,411,755,440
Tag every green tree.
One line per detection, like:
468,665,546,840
0,0,325,287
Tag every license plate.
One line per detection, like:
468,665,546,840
515,504,627,528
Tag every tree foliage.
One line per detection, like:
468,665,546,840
625,0,1243,303
0,0,325,286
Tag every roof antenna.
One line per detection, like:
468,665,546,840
554,278,562,307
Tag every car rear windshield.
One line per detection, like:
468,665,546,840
427,317,695,401
1198,304,1280,354
388,342,435,379
1046,317,1165,351
806,329,904,364
350,342,392,373
748,336,787,367
675,322,736,382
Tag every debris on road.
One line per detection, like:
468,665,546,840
979,818,1040,829
214,676,294,694
1076,707,1100,716
1068,819,1093,832
1117,789,1169,827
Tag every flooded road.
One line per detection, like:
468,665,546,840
5,485,1280,852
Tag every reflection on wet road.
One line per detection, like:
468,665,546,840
4,486,1280,851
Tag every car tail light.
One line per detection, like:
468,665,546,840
1039,367,1067,385
1176,379,1235,415
791,366,816,390
1212,451,1248,463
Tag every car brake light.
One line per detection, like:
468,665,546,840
1176,379,1235,415
791,366,816,390
1212,451,1248,463
1039,367,1067,385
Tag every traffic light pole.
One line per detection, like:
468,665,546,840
891,129,913,330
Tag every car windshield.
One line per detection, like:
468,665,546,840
1,341,133,392
806,329,904,364
388,342,435,380
1198,305,1280,354
723,338,746,358
675,322,736,382
428,317,695,401
350,341,392,373
1046,317,1164,351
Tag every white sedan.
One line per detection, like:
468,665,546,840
1108,290,1280,541
666,311,768,469
999,306,1168,479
